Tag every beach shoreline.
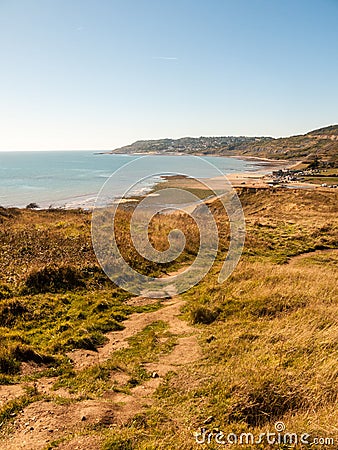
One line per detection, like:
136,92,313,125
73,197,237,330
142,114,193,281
62,157,290,209
1,154,311,211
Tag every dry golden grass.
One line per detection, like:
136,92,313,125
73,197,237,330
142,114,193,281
116,256,336,449
0,188,337,449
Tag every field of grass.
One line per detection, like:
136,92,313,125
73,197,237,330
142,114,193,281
0,206,199,384
0,187,337,449
302,176,338,186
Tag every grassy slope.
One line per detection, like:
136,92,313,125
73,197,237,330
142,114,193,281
111,125,338,162
106,188,337,449
224,125,338,161
0,188,337,449
0,206,199,382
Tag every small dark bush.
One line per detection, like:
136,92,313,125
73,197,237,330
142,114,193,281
11,344,54,364
0,344,55,375
26,202,39,209
55,331,107,352
0,351,20,375
0,299,28,326
25,265,86,293
0,207,19,221
190,306,221,324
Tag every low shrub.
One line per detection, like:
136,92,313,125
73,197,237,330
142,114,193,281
24,265,86,293
0,343,54,375
0,348,20,375
190,305,221,324
0,299,28,326
26,202,39,209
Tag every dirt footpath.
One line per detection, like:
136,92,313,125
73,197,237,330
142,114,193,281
0,296,201,450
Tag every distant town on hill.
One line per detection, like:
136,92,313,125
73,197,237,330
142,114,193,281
109,124,338,164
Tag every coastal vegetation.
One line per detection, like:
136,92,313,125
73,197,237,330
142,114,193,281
110,124,338,164
0,186,337,449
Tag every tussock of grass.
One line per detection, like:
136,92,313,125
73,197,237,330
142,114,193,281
190,305,220,324
102,433,136,450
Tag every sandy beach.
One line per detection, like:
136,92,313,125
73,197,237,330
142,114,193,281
152,158,299,192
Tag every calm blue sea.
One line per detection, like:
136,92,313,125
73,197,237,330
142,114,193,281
0,151,263,209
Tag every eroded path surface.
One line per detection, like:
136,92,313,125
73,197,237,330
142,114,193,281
0,295,201,450
68,297,195,370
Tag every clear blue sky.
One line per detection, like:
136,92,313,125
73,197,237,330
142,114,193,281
0,0,337,150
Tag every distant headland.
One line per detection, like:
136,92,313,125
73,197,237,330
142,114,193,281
108,124,338,164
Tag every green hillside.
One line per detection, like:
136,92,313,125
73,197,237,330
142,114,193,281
110,125,338,163
232,125,338,161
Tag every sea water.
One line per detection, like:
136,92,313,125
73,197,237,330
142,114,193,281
0,151,264,209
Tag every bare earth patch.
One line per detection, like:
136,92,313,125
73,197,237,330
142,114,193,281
1,399,114,450
0,384,25,408
67,298,195,371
